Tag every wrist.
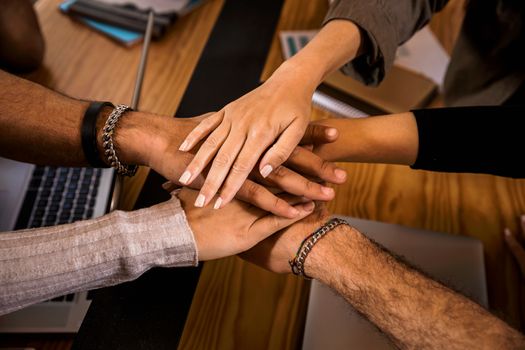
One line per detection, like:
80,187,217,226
304,223,363,285
270,58,322,95
96,109,174,167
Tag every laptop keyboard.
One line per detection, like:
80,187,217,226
15,166,102,229
13,166,105,303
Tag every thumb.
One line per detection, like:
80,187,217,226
301,123,338,146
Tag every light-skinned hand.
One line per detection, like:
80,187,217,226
176,63,325,210
177,188,316,261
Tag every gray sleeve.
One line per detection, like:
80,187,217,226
324,0,450,85
0,195,198,315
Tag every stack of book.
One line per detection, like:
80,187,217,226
60,0,205,46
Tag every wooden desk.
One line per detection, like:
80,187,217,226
180,0,525,349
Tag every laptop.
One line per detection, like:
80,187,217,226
0,157,114,332
302,216,488,350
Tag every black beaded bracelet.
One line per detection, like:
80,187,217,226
81,101,114,168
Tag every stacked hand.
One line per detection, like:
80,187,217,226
126,111,346,218
174,63,342,211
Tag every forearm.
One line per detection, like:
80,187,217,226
268,20,363,94
313,113,419,165
306,226,525,349
0,196,197,315
0,69,191,167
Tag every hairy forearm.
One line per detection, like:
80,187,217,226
0,69,189,167
306,226,525,349
313,113,419,165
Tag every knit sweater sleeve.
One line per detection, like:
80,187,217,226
0,195,198,315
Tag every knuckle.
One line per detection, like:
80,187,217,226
245,181,262,200
213,152,232,167
320,159,333,174
204,135,221,149
272,165,288,179
303,178,316,192
271,147,290,164
231,160,253,174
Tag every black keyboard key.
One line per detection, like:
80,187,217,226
77,197,87,206
40,189,51,197
29,178,43,189
86,208,94,218
85,168,94,176
65,192,75,200
72,168,82,175
33,167,45,177
79,187,89,195
37,198,48,207
89,198,96,207
44,179,54,188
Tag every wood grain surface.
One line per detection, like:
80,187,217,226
181,1,525,350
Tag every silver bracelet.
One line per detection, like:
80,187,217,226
102,104,138,177
289,218,350,279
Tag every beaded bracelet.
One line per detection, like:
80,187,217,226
289,218,350,279
102,104,138,177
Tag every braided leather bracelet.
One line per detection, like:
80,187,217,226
289,218,350,279
102,104,138,177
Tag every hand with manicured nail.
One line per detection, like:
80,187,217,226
177,63,321,210
504,215,525,277
128,111,344,218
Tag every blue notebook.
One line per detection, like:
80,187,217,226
60,0,143,46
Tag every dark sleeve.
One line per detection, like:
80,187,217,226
324,0,449,85
411,106,525,178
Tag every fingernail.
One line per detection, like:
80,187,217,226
179,170,191,184
179,140,189,152
303,201,315,212
213,197,222,209
321,186,334,196
289,207,300,217
326,128,337,138
194,194,205,207
260,164,273,178
504,228,511,237
521,215,525,223
334,168,346,180
162,181,172,190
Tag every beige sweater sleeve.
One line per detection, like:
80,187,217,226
0,195,198,315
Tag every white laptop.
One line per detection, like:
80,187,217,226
0,157,114,333
302,216,488,350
